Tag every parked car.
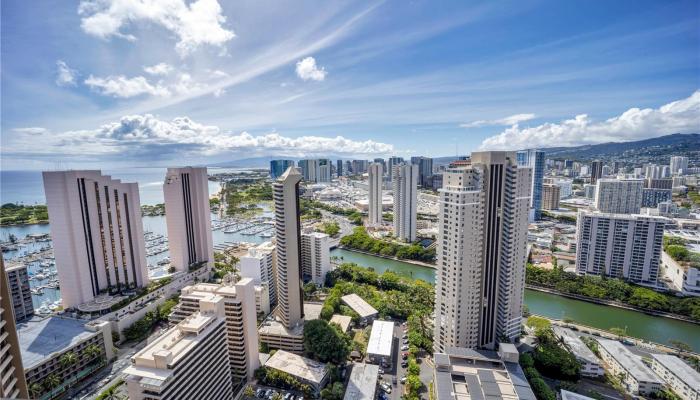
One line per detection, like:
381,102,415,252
401,360,408,368
378,368,385,375
402,353,408,360
256,389,265,398
400,376,407,384
284,393,294,400
380,383,392,394
401,345,409,351
392,376,397,385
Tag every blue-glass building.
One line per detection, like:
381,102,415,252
516,149,545,220
270,159,295,179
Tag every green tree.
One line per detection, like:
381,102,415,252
303,319,352,363
321,382,345,400
43,374,61,393
59,351,78,369
29,382,44,398
303,282,318,300
609,327,626,339
669,339,692,354
244,385,256,398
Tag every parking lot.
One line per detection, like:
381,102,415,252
375,321,411,400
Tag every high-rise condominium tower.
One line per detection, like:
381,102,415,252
301,232,331,286
516,149,544,220
270,160,295,179
433,152,531,352
0,258,29,399
388,156,405,181
164,167,214,273
669,156,689,176
392,163,418,242
298,159,318,182
273,167,304,328
590,160,604,185
594,178,643,214
368,162,384,226
43,171,148,308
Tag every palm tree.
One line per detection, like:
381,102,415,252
43,374,61,394
100,385,125,400
84,344,104,364
59,351,78,369
243,385,255,398
29,382,44,399
272,393,284,400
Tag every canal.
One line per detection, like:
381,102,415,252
330,248,700,351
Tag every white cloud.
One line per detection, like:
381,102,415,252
78,0,235,56
295,57,327,81
143,63,174,75
55,60,78,86
13,127,49,136
480,91,700,150
461,113,536,128
85,75,171,98
213,88,226,97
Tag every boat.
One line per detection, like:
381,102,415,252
259,232,273,238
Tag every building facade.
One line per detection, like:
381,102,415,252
669,156,689,176
594,178,643,214
273,167,305,328
43,170,148,309
596,339,662,396
0,258,28,399
517,149,545,220
298,159,318,182
270,160,295,179
433,152,531,352
5,264,33,322
642,188,672,208
575,211,665,285
541,183,560,210
590,160,604,185
239,241,277,307
301,232,331,286
392,163,418,242
368,163,384,226
650,354,699,400
164,167,214,273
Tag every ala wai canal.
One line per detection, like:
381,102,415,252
330,248,700,351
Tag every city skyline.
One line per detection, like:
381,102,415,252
1,1,699,170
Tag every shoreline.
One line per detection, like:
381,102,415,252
526,285,699,325
334,246,437,269
0,220,49,228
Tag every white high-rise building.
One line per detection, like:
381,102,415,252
125,298,233,400
164,167,214,272
239,241,277,307
392,163,418,242
273,167,304,329
318,164,331,183
169,278,260,385
594,178,643,214
433,152,531,352
669,156,689,176
575,211,665,285
368,162,384,226
301,232,331,286
1,258,28,399
43,170,148,309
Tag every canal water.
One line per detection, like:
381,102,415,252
330,248,700,351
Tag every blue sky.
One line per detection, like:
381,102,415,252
1,0,699,170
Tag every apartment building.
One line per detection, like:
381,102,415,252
596,339,662,396
594,178,643,214
270,160,295,179
590,160,604,185
301,232,331,286
5,264,33,322
575,211,666,285
239,241,277,307
164,167,214,273
670,156,689,176
650,354,699,400
126,302,232,400
368,162,384,226
541,183,560,211
642,188,672,208
272,167,305,329
43,170,148,309
0,258,28,399
298,159,318,183
433,152,531,352
553,327,603,378
392,163,418,242
169,279,260,384
517,149,545,220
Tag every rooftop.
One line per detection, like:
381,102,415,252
596,339,661,383
651,353,700,389
344,363,379,400
553,327,599,365
330,314,352,332
560,390,595,400
259,303,323,337
341,294,378,318
367,320,394,357
265,350,328,384
17,316,99,369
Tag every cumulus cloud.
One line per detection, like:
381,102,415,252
461,113,536,128
480,91,700,150
295,57,327,81
11,114,394,160
85,75,171,98
13,127,49,136
143,63,173,75
55,60,78,86
78,0,235,56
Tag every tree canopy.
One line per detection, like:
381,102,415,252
303,319,352,364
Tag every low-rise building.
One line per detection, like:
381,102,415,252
5,264,33,322
344,363,379,400
432,346,536,400
258,303,323,353
561,390,596,400
18,317,114,400
125,305,232,400
661,248,700,297
341,294,378,325
650,354,700,400
596,339,662,396
367,320,394,367
265,350,329,394
553,327,603,377
329,314,352,333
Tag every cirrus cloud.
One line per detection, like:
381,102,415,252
78,0,235,56
143,63,174,76
461,113,536,128
295,57,327,81
480,91,700,150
